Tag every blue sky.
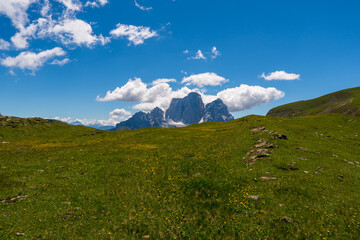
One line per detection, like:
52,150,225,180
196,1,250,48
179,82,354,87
0,0,359,126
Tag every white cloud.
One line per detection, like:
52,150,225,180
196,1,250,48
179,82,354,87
0,39,10,50
55,0,82,12
261,71,300,81
50,18,109,46
50,58,69,66
190,50,206,60
110,108,132,116
183,50,189,54
211,46,220,59
134,0,152,11
152,78,176,85
0,0,38,29
97,77,196,111
11,17,110,49
110,24,157,45
217,84,285,112
85,0,108,8
97,76,285,113
1,47,66,71
182,72,228,88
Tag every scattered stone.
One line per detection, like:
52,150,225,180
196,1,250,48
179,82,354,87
255,141,276,149
333,154,339,158
315,172,319,175
304,171,309,174
279,204,284,207
280,217,293,223
357,165,360,168
62,202,71,205
317,167,325,171
248,195,260,200
260,176,277,180
289,162,296,166
37,169,44,172
346,161,354,165
294,147,308,151
337,175,344,179
1,141,9,144
252,126,265,132
1,195,27,203
265,171,271,174
299,158,307,161
274,134,288,140
142,235,150,239
16,233,25,236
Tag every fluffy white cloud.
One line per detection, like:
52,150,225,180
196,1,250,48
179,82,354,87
134,0,152,11
97,77,196,111
152,78,176,85
0,39,10,50
211,46,220,59
110,24,158,45
182,72,228,88
110,108,132,116
0,0,38,29
50,58,69,66
261,71,300,81
97,76,285,113
50,19,109,46
55,0,82,11
217,84,285,112
85,0,108,8
1,47,66,71
11,17,109,49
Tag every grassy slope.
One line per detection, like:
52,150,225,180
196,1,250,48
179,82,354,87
0,115,360,239
267,87,360,117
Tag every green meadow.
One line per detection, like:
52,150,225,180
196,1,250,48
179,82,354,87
1,114,360,239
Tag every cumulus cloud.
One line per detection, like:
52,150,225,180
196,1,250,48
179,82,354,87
217,84,285,112
11,17,110,49
97,76,285,113
261,71,300,81
110,108,132,116
0,0,38,29
182,72,228,88
97,77,197,111
0,39,10,50
50,58,69,66
110,24,157,45
1,47,66,71
134,0,152,11
85,0,108,8
152,78,176,85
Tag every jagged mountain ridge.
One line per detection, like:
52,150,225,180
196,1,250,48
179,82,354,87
114,92,234,130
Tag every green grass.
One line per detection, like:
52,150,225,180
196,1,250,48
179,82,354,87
0,114,360,239
267,86,360,117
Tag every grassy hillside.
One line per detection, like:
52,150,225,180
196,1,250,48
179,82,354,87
1,115,360,239
267,87,360,117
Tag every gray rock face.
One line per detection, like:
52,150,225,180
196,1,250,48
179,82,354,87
115,107,165,130
166,92,205,125
115,92,234,130
203,99,234,122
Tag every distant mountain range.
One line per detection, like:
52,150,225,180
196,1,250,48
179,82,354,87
114,92,234,130
69,121,114,131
